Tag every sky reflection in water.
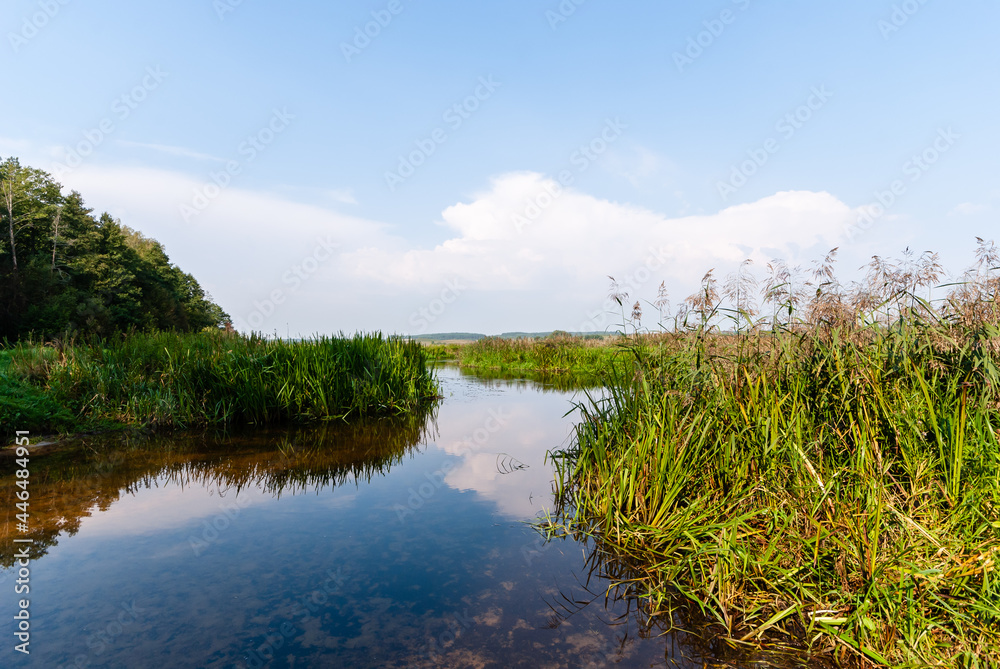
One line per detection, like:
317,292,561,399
0,367,707,668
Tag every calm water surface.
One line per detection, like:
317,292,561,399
1,367,719,668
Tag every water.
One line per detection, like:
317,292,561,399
1,367,715,668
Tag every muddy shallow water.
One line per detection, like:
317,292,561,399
1,366,760,668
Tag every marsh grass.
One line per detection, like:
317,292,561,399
548,242,1000,667
459,332,623,375
0,349,77,432
5,331,438,431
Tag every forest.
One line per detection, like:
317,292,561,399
0,157,229,341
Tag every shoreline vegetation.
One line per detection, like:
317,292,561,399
1,332,439,437
532,244,1000,668
427,332,622,377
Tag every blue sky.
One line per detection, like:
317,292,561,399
4,0,998,335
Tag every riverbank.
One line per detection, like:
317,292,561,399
430,332,626,376
1,332,439,438
547,319,1000,667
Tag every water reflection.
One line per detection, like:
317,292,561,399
0,413,433,568
0,367,777,667
450,364,605,393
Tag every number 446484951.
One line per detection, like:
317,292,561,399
15,433,30,515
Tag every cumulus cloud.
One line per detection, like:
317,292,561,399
345,171,854,301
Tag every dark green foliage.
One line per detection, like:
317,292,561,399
0,157,229,340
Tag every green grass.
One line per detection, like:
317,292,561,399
421,342,463,361
547,324,1000,667
0,351,77,433
3,331,438,433
457,332,622,375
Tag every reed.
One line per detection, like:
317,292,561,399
5,331,438,430
548,243,1000,667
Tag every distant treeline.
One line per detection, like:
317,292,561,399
0,157,229,341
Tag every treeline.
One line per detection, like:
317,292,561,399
0,157,229,341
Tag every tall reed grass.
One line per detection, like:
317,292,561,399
7,331,438,429
549,242,1000,667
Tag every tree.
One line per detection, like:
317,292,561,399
0,157,62,272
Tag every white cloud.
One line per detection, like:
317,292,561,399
344,172,854,301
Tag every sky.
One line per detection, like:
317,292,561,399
3,0,999,336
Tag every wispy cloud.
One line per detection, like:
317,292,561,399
117,140,227,163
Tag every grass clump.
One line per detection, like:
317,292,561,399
421,342,463,362
459,332,621,375
4,331,438,432
548,242,1000,667
0,350,76,433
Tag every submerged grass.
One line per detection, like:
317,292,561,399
3,331,438,432
548,245,1000,667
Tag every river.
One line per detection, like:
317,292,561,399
1,366,716,668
